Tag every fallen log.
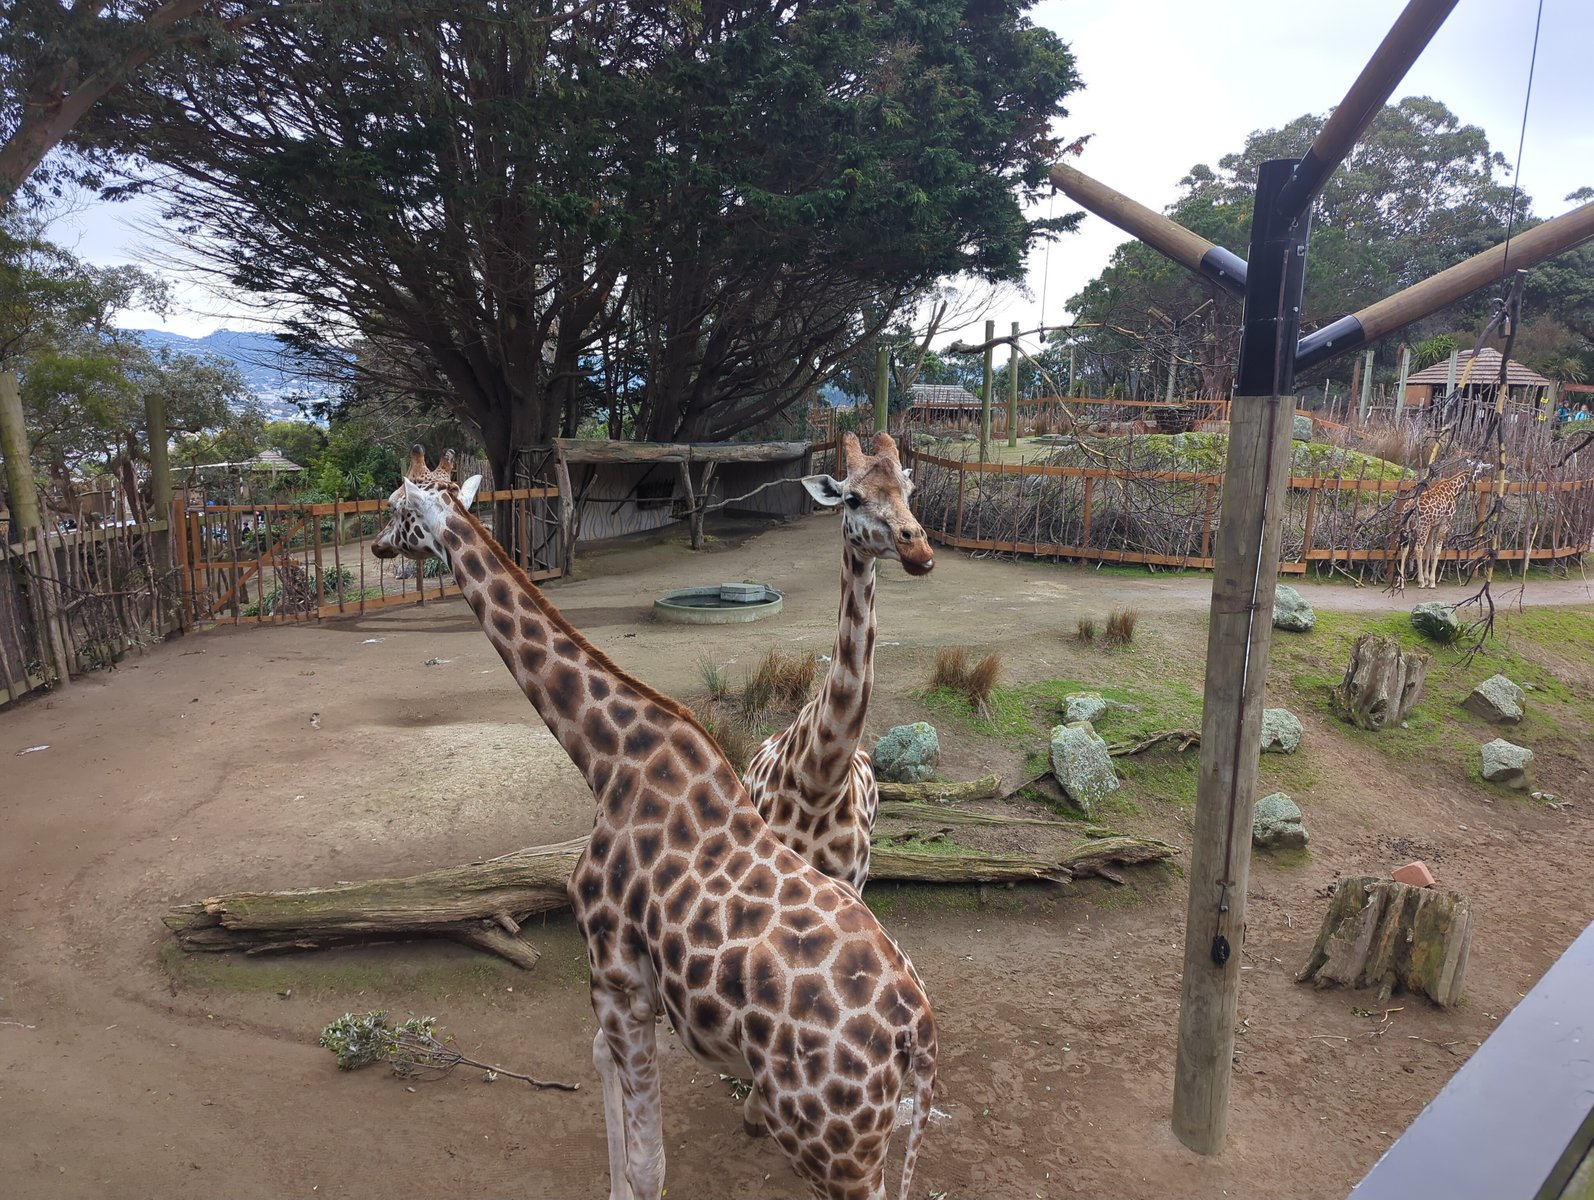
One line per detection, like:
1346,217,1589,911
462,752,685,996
1107,729,1200,756
876,773,1002,803
165,827,1176,968
1296,875,1471,1007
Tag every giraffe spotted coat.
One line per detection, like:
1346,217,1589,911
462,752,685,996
372,457,937,1200
744,433,933,891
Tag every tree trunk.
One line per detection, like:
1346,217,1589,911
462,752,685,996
876,773,1002,803
1332,632,1430,730
165,826,1176,967
1296,875,1471,1007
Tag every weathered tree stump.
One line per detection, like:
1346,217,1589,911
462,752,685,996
166,821,1176,967
1332,632,1430,730
1296,875,1471,1006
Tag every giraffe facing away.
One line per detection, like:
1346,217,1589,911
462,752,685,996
1396,460,1488,589
372,453,937,1200
743,432,932,891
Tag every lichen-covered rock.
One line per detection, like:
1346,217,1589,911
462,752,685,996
1252,792,1308,850
1260,708,1303,754
1480,738,1533,789
1292,414,1315,442
872,722,940,784
1411,601,1463,643
1272,584,1316,632
1049,721,1119,818
1063,691,1108,724
1462,674,1525,725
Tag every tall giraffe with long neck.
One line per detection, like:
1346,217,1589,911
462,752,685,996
744,432,932,890
1397,460,1488,589
373,452,937,1200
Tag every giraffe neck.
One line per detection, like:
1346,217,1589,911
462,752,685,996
792,546,877,797
439,507,695,798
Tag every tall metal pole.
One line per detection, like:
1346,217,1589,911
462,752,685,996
1172,158,1306,1156
873,344,890,436
1007,322,1020,448
979,318,995,461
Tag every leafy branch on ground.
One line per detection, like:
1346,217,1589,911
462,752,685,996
318,1011,579,1091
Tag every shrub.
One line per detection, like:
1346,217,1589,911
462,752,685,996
1075,617,1097,643
1104,608,1139,646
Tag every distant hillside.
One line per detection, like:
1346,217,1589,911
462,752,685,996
125,328,334,421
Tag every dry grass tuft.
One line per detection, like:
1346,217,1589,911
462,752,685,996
1075,616,1098,643
1104,608,1139,647
695,701,764,772
927,645,1001,715
929,646,969,692
738,650,817,723
697,657,731,701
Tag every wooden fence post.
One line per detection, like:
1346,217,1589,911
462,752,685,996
1,370,72,691
1008,322,1020,448
979,319,995,461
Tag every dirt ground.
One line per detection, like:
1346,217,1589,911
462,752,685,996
2,511,1591,1200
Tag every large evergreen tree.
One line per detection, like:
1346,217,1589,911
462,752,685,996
85,0,1080,482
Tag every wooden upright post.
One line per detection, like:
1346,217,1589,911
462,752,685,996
1393,344,1411,422
1357,348,1375,425
1173,157,1305,1155
979,319,995,461
1007,322,1020,448
0,370,71,691
144,387,174,628
873,344,889,437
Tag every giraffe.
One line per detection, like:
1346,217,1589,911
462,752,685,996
743,432,932,891
1396,460,1488,590
371,454,938,1200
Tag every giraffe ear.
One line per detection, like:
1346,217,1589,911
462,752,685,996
458,474,483,509
402,477,426,505
801,475,846,507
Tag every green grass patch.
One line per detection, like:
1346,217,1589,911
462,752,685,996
864,882,1030,919
1268,605,1594,775
923,676,1203,748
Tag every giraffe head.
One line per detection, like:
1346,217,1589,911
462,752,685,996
802,431,934,575
373,446,481,561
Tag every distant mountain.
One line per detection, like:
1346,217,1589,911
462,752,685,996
125,327,334,421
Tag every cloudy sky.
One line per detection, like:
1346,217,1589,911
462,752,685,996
50,0,1593,342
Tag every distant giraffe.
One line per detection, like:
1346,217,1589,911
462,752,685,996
371,451,938,1200
743,432,932,890
1397,460,1489,589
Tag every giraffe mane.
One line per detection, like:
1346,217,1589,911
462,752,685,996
450,504,718,742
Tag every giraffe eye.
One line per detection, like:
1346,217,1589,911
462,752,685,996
844,494,861,510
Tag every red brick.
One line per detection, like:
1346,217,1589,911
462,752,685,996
1393,860,1436,888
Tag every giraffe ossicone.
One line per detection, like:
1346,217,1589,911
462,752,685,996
744,431,932,892
373,448,938,1200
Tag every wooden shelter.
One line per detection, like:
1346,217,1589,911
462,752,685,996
550,438,812,560
1404,348,1553,411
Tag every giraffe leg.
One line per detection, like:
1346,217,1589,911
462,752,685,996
597,1008,665,1200
741,1081,768,1138
592,1030,635,1200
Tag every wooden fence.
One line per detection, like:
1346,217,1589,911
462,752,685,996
1,507,183,705
177,485,561,626
902,443,1594,577
1,484,562,705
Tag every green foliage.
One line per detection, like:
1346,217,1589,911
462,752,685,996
1065,98,1571,400
86,0,1083,468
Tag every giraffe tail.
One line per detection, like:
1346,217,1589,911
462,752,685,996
896,1030,936,1200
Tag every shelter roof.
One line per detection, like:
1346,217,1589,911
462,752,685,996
909,383,981,407
1404,348,1552,389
